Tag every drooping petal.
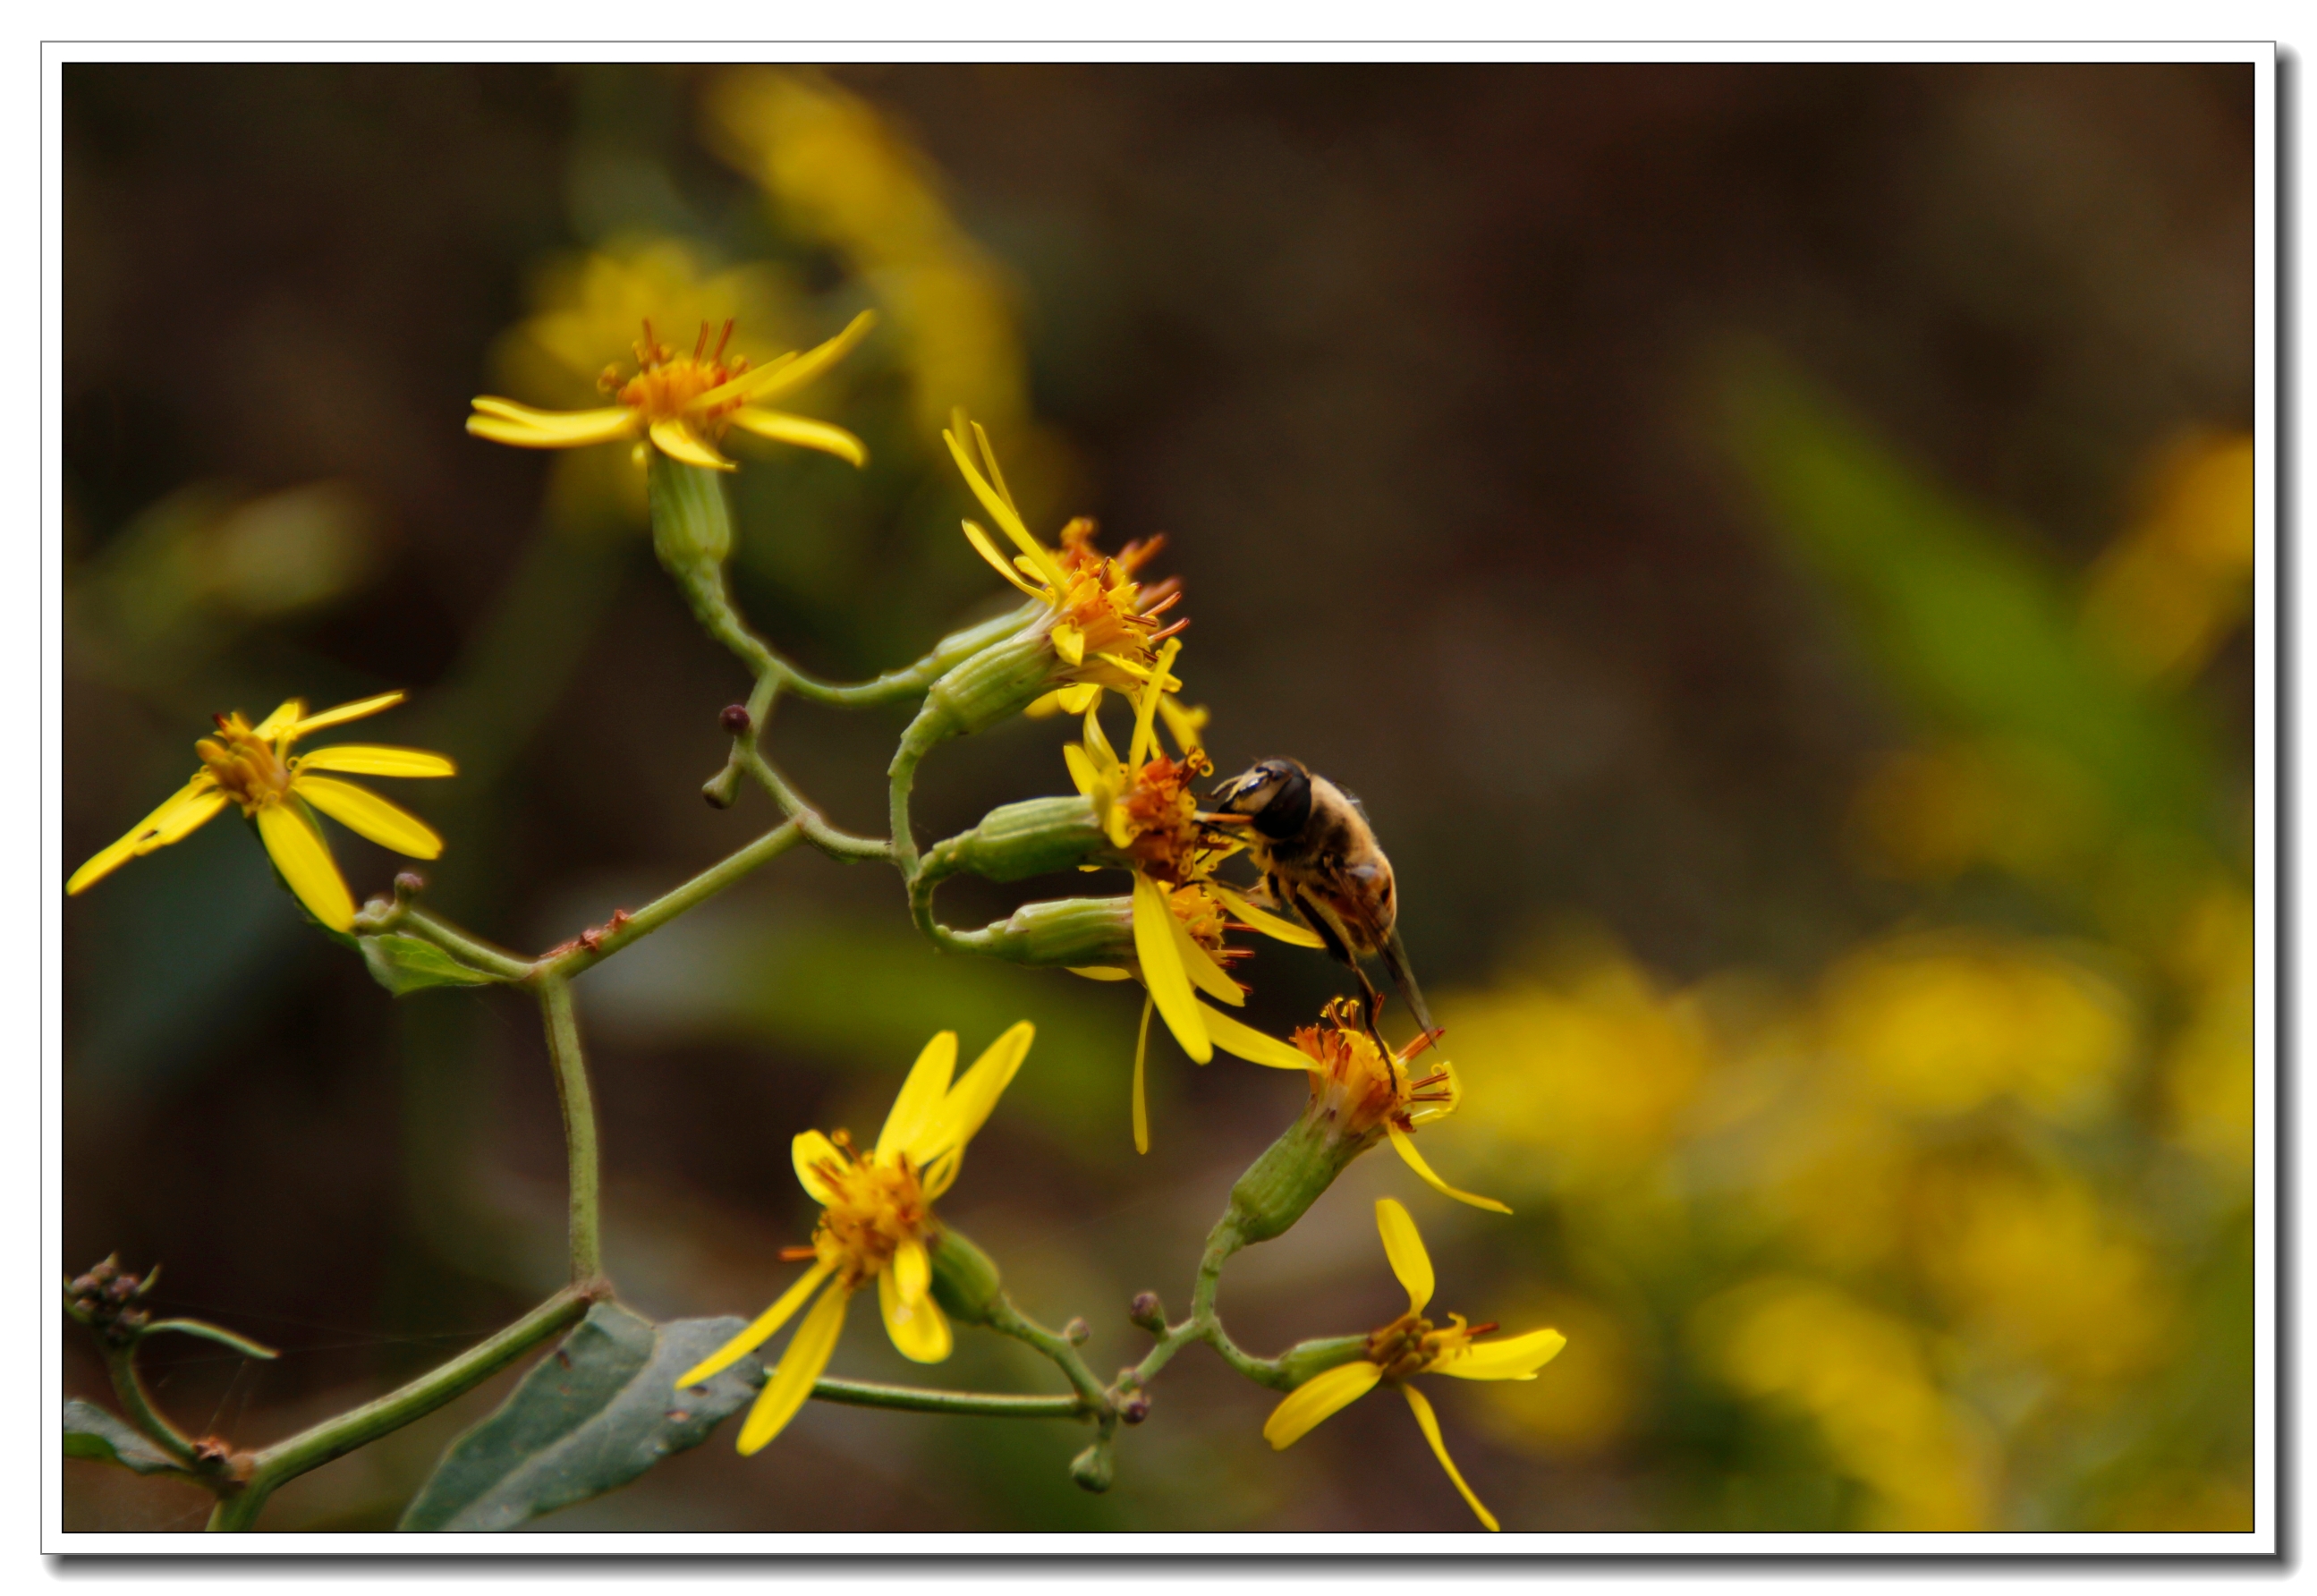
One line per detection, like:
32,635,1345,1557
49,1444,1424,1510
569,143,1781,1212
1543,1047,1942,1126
252,700,307,739
963,520,1049,598
910,1020,1034,1167
1401,1383,1498,1531
1132,995,1154,1155
736,1278,851,1456
1053,683,1103,716
878,1264,953,1364
677,1261,835,1388
1194,1003,1313,1070
1156,694,1207,756
287,692,406,738
1167,904,1244,1007
1387,1123,1512,1215
698,310,875,408
66,777,225,895
466,401,639,449
876,1031,958,1159
1134,875,1211,1064
942,419,1065,589
1080,703,1120,771
649,419,734,471
791,1131,845,1205
292,776,444,859
253,802,356,932
291,744,456,778
1063,741,1101,798
727,407,868,467
1210,884,1325,948
1128,639,1179,768
1435,1327,1568,1382
1261,1360,1382,1449
1375,1199,1435,1314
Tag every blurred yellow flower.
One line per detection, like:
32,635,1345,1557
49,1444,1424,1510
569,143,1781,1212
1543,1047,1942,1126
2083,431,2255,683
679,1023,1034,1455
1818,931,2133,1123
67,692,454,934
1702,1276,1994,1531
469,310,873,474
1263,1199,1566,1531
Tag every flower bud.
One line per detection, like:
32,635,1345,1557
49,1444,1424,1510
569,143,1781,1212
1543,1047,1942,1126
932,800,1111,885
1064,1317,1091,1346
648,454,760,664
1069,1439,1116,1493
928,1224,1004,1327
719,703,752,735
1128,1291,1166,1333
1119,1393,1152,1425
907,624,1063,751
1224,1111,1377,1247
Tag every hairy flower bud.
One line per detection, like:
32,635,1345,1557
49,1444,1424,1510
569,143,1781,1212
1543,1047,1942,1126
1224,1111,1377,1248
930,800,1111,885
927,1224,1005,1327
906,624,1067,751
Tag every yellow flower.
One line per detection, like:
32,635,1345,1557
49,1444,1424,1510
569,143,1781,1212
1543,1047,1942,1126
944,411,1185,701
678,1023,1035,1456
1263,1199,1566,1531
1293,998,1509,1213
1059,642,1321,1148
66,692,454,935
467,310,874,474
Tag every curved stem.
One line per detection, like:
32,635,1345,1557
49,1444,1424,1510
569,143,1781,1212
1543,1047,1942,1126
208,1288,593,1531
809,1376,1090,1421
887,736,927,881
389,907,531,981
530,819,808,981
736,749,890,862
103,1346,197,1467
984,1295,1114,1432
535,978,605,1287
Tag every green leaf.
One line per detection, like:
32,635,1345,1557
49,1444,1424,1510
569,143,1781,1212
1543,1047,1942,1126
64,1399,184,1475
398,1303,763,1531
361,933,500,996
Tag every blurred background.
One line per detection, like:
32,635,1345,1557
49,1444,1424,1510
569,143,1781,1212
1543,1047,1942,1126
60,63,2254,1532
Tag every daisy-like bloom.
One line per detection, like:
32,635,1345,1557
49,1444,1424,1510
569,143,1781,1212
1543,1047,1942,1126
467,310,874,473
1293,998,1510,1214
1264,1199,1566,1531
944,411,1187,704
66,692,454,935
1058,641,1320,1147
677,1023,1035,1456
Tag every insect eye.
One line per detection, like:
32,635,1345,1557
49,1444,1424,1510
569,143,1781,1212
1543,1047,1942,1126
1254,766,1311,839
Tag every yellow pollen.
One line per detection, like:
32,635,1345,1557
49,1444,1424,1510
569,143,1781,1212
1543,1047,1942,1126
195,716,293,812
610,319,751,429
807,1132,929,1286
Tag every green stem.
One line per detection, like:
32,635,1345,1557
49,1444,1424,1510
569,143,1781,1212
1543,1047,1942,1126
530,819,808,980
535,978,605,1287
208,1288,593,1531
104,1347,197,1467
736,750,890,862
391,907,532,982
809,1376,1089,1421
779,605,1037,709
887,731,928,881
985,1295,1113,1425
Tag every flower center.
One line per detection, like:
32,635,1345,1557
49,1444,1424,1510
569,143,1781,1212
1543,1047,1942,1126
193,715,293,812
1122,751,1217,884
1049,520,1186,666
1294,998,1456,1136
1365,1311,1494,1382
607,320,751,429
800,1131,929,1286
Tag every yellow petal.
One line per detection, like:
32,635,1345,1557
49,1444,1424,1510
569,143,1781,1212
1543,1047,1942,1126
1128,639,1179,768
291,744,456,778
67,777,225,894
466,400,638,449
677,1261,835,1387
736,1278,850,1455
251,699,306,739
649,419,734,471
1167,904,1243,1007
1132,995,1154,1155
1063,742,1101,798
1402,1384,1498,1531
727,407,868,467
879,1263,953,1363
1210,884,1325,948
292,776,443,859
288,692,405,737
1056,683,1102,715
700,310,875,408
1262,1360,1381,1449
1067,965,1133,981
1133,876,1210,1064
963,520,1049,598
1080,703,1119,772
910,1020,1034,1167
791,1131,844,1205
1156,694,1207,756
942,419,1065,588
1194,1003,1312,1070
1375,1198,1435,1315
1436,1327,1567,1382
1051,621,1086,667
254,802,356,932
1387,1123,1512,1215
877,1031,958,1159
1405,1056,1464,1126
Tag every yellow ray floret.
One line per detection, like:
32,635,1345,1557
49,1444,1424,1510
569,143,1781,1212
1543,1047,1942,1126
678,1023,1035,1456
1262,1200,1566,1531
67,692,454,934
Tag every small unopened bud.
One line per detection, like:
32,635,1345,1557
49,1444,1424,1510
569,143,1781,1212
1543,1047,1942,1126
930,799,1109,885
719,703,752,735
927,1226,1005,1327
1069,1440,1115,1493
1128,1291,1166,1333
1064,1317,1091,1346
1119,1393,1151,1425
394,871,425,902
